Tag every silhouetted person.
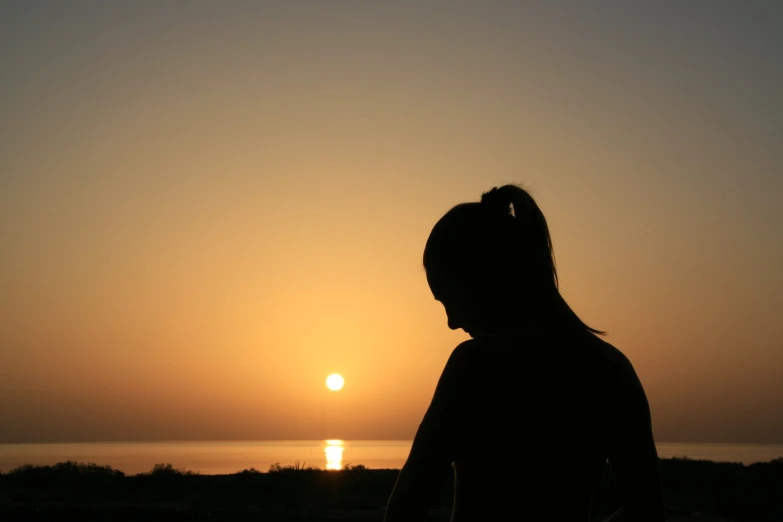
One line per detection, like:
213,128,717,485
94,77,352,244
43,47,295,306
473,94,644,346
385,185,664,522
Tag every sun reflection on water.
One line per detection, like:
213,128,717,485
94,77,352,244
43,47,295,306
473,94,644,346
324,439,344,470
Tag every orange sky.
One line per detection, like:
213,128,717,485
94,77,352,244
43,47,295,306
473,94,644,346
1,2,781,444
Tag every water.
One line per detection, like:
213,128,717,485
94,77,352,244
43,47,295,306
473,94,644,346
0,441,780,475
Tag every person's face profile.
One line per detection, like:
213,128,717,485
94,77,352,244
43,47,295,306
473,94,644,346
426,265,480,336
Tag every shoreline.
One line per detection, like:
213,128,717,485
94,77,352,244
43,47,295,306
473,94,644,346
2,441,781,474
2,455,783,477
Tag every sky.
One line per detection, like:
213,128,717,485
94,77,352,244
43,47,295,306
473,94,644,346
0,1,781,444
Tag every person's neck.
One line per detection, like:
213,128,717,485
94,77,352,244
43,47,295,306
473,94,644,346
471,300,569,340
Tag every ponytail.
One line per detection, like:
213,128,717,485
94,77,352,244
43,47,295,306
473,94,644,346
480,185,605,336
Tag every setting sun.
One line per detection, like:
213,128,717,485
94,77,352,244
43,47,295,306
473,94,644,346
326,373,345,391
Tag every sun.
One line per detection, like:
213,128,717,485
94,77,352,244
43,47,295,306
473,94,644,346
325,373,344,391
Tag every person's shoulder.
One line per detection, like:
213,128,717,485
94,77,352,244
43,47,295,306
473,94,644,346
585,334,630,365
431,340,482,396
574,333,640,385
446,338,482,364
442,338,498,374
588,337,649,404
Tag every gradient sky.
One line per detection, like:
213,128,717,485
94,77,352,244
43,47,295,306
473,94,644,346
1,1,781,444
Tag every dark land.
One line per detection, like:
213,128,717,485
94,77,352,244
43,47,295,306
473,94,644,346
1,458,781,521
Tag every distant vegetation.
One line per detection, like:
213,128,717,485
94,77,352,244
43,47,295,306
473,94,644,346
1,457,781,521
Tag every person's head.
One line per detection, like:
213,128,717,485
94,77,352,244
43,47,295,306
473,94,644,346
423,184,604,338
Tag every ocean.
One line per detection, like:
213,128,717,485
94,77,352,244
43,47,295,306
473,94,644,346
0,441,780,476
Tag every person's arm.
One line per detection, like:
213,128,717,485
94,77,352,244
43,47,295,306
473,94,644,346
384,342,469,522
607,354,665,522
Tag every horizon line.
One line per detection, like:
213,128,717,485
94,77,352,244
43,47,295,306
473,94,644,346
1,439,781,446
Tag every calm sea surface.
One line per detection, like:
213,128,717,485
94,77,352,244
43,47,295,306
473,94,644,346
0,441,780,475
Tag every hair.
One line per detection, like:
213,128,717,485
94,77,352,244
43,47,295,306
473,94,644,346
423,184,605,336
